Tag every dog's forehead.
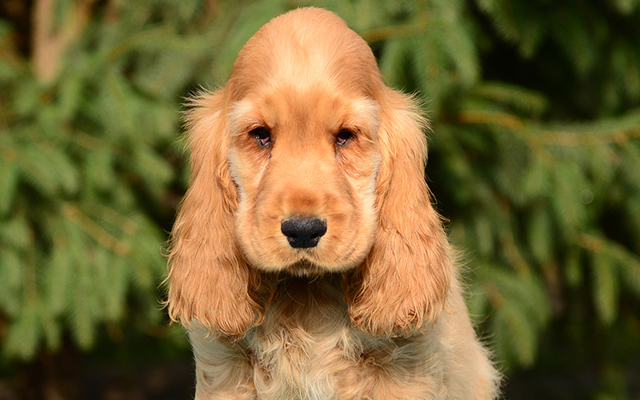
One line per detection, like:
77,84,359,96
226,8,383,101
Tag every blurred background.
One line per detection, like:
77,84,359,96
1,0,639,399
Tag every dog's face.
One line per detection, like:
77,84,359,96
223,11,386,275
168,7,453,337
228,88,380,275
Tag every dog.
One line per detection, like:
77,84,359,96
167,7,500,400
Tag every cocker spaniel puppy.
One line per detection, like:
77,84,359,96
167,7,500,400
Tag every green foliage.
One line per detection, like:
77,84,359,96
0,0,204,359
1,0,640,397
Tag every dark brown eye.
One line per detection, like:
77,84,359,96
336,129,354,146
251,127,271,147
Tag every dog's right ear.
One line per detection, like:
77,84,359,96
166,90,264,337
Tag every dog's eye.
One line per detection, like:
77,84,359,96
336,129,354,146
251,127,271,147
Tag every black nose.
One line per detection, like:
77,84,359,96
281,218,327,248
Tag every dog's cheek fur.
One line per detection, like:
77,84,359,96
228,148,283,270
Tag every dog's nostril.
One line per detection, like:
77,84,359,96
281,218,327,249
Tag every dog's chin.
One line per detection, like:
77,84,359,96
282,260,331,277
265,256,359,277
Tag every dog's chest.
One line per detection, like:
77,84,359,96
246,278,358,399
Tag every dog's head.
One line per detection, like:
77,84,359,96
167,7,453,337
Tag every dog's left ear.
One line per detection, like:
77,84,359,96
347,89,453,337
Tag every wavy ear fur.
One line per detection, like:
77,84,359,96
348,89,453,337
167,91,264,337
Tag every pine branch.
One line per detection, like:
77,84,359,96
541,127,640,146
360,20,427,43
62,203,131,256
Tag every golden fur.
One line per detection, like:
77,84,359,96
167,7,500,399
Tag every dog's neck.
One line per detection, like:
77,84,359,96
260,272,350,333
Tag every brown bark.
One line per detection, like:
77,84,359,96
31,0,90,83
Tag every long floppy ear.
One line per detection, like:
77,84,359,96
347,89,453,337
166,90,264,337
